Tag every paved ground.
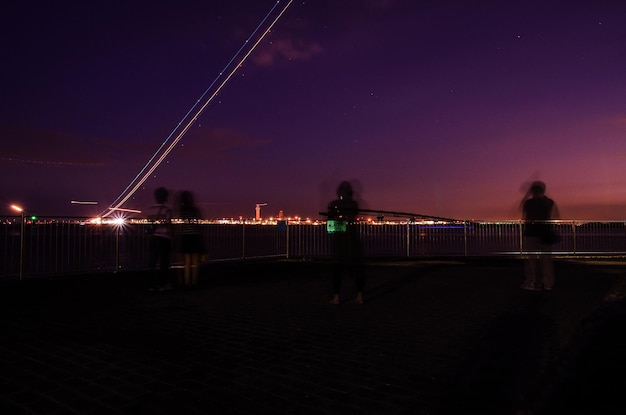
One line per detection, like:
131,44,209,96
1,258,626,414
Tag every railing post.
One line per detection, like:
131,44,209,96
115,225,120,273
519,220,524,258
19,212,25,280
463,221,468,257
406,222,410,258
242,222,246,260
572,220,577,255
286,222,290,259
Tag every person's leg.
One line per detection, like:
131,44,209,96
330,261,342,304
184,254,192,286
355,289,364,304
147,236,159,290
523,256,538,289
177,267,184,287
522,236,541,289
354,259,365,304
191,253,200,287
541,255,554,290
158,237,171,287
163,238,171,279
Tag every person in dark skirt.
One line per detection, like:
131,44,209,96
146,186,173,291
178,190,205,288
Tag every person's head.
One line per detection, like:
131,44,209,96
154,187,168,204
530,181,546,196
336,181,353,199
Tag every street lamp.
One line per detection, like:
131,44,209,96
11,204,25,280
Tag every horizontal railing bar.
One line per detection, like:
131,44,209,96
1,217,625,279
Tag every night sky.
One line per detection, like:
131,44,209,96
3,1,626,221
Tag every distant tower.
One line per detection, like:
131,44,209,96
278,210,284,220
255,203,268,221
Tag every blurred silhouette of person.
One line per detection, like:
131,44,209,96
520,181,560,291
178,190,204,288
147,186,173,292
327,180,365,304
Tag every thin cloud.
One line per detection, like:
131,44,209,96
0,124,106,166
251,36,324,67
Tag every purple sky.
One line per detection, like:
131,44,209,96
2,0,626,221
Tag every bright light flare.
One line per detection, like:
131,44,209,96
88,216,126,226
10,204,23,213
112,218,125,226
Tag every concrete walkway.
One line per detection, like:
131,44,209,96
1,258,625,414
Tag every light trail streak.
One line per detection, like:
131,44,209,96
101,0,294,217
108,207,142,214
71,200,98,205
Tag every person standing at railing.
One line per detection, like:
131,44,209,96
327,180,365,305
178,190,205,289
521,181,560,291
147,186,174,292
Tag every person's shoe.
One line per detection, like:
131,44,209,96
159,283,174,292
329,296,340,305
520,284,539,291
355,293,364,304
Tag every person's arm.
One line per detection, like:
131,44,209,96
551,202,560,220
519,190,531,212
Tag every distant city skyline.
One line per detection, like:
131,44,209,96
2,1,626,221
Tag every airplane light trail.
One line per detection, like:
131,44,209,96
108,207,142,214
101,0,294,218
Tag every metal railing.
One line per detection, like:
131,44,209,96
2,217,626,279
